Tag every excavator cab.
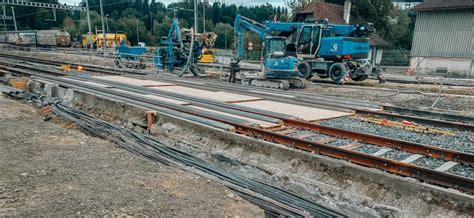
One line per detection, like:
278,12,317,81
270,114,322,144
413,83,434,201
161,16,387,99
296,25,322,58
262,36,299,80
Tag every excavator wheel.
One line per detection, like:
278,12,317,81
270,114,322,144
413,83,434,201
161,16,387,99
278,80,290,90
292,78,307,89
297,62,312,79
329,63,345,84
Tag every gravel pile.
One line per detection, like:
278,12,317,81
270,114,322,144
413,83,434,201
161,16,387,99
320,117,473,154
448,164,474,179
413,157,446,169
381,150,412,161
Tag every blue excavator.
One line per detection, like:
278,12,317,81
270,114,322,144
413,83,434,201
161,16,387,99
230,15,306,89
231,15,383,85
154,18,216,77
263,19,384,83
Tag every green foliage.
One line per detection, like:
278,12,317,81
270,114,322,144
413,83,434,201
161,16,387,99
2,0,416,50
351,0,415,49
213,23,234,49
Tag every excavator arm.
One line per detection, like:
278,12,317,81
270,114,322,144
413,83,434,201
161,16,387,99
233,15,271,63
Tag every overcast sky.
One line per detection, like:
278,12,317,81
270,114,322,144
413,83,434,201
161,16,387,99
59,0,287,7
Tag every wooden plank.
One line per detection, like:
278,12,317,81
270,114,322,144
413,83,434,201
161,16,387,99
109,88,191,105
151,86,264,103
92,75,175,87
188,105,281,129
234,100,353,121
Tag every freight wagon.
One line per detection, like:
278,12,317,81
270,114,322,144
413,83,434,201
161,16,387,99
36,30,71,47
0,30,71,47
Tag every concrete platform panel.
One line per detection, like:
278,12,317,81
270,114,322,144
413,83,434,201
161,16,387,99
93,75,175,87
188,106,281,129
109,88,191,105
233,100,353,121
150,86,263,103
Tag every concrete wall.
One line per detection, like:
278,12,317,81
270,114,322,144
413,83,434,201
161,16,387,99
410,56,473,78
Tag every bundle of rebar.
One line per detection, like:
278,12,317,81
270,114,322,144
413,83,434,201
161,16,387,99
48,102,345,217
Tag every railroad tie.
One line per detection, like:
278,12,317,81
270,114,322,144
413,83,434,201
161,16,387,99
372,148,392,156
434,161,459,172
338,142,363,150
400,154,423,164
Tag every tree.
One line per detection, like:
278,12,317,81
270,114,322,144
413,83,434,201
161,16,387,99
214,23,234,49
286,0,311,18
63,16,78,39
385,9,416,49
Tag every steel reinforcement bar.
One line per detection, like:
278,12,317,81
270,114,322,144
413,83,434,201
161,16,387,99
22,74,474,193
1,60,473,193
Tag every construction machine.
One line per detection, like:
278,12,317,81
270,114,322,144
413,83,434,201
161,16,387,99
230,15,306,89
263,19,385,84
114,40,147,69
154,18,217,77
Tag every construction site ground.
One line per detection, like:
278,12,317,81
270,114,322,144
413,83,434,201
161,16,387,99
0,95,262,216
1,51,473,216
14,50,474,114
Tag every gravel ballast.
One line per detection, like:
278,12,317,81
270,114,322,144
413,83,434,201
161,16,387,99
320,117,474,154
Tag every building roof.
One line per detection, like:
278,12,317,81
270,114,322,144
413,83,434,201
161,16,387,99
297,2,346,24
413,0,474,11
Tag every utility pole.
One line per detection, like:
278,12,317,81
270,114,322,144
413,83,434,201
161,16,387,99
194,0,198,33
99,0,106,55
11,6,16,31
136,19,139,43
105,14,109,33
202,0,205,32
2,5,6,31
85,0,93,49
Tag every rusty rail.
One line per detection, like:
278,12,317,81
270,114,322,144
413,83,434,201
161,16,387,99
1,59,473,194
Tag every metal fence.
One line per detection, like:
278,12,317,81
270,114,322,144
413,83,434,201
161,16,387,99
380,49,410,66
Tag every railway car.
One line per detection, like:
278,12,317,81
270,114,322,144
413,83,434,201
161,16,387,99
18,32,37,46
36,30,71,47
5,32,19,44
0,33,7,43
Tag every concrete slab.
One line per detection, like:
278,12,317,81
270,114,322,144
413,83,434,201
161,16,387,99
92,75,175,87
435,161,459,172
233,100,353,121
188,105,281,129
373,148,392,156
400,154,423,163
109,88,191,105
150,86,263,103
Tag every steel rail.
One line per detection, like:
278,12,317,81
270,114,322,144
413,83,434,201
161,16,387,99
2,61,473,165
1,60,473,193
0,53,144,75
20,67,473,166
354,108,474,131
21,74,474,193
75,76,474,165
154,76,474,129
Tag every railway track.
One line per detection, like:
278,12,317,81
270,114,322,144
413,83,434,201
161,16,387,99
1,60,473,194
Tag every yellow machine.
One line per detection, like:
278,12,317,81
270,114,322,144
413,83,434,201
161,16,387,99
81,32,127,48
199,49,216,63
